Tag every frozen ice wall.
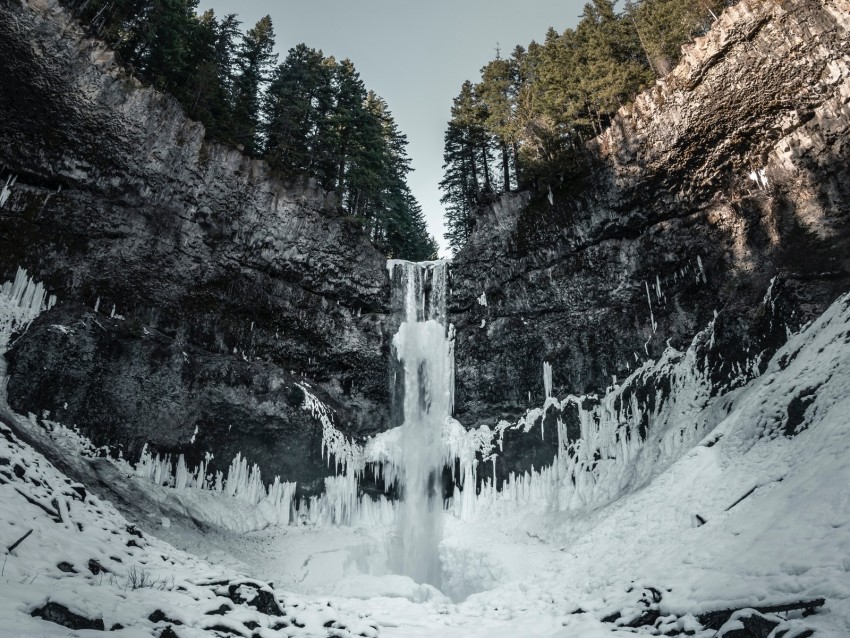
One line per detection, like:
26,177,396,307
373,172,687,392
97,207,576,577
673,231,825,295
388,260,452,587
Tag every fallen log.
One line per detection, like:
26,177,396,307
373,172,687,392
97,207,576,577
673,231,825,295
697,598,826,629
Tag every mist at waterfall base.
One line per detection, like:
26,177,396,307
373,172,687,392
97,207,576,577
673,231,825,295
388,261,453,589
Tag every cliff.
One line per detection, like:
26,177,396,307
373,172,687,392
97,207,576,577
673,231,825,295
449,0,850,477
2,0,850,498
0,0,392,495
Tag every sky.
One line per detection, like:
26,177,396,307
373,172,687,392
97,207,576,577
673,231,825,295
199,0,585,256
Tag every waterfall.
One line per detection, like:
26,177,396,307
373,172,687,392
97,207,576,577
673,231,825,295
388,259,452,587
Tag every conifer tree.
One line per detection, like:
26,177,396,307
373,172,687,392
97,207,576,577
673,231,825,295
231,15,277,154
264,44,334,179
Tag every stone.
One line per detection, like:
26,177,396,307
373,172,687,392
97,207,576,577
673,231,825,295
31,602,105,631
448,0,850,481
716,609,779,637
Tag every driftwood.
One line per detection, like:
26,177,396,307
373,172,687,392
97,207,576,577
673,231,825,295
7,528,33,553
697,598,826,629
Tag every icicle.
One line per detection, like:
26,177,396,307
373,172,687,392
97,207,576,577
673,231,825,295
0,267,51,349
0,174,17,208
543,361,553,399
645,281,657,333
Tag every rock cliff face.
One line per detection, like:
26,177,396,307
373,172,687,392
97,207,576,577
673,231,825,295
0,0,391,495
449,0,850,477
2,0,850,497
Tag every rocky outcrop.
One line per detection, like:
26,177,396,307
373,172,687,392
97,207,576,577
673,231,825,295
3,0,850,499
450,0,850,438
0,0,391,494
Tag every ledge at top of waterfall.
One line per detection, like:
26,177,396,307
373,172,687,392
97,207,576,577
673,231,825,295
387,259,451,325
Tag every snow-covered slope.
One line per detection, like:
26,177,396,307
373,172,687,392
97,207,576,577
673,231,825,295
252,291,849,636
0,418,384,638
2,276,850,637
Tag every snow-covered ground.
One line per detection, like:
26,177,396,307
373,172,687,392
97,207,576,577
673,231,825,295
1,269,849,637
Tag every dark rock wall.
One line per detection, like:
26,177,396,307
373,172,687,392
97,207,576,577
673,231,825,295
0,0,391,495
450,0,850,430
2,0,850,498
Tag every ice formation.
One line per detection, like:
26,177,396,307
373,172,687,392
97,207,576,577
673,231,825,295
0,267,55,348
0,173,16,207
543,361,553,399
0,265,794,570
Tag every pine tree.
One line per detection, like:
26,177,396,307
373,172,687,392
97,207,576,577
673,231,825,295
478,56,517,191
231,15,277,155
439,121,478,252
264,44,335,179
626,0,724,75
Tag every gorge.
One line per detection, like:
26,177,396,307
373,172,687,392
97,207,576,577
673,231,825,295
1,0,850,635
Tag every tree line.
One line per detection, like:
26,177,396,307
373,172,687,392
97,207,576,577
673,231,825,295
440,0,728,252
64,0,438,260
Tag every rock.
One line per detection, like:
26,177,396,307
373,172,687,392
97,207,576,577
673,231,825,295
717,609,779,637
449,0,850,480
0,0,391,497
227,581,283,617
698,599,825,630
206,624,243,636
159,627,180,638
5,305,372,496
88,559,108,575
31,601,105,631
601,611,622,624
148,610,182,625
56,561,76,573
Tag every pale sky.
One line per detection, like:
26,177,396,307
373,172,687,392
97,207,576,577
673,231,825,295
199,0,586,255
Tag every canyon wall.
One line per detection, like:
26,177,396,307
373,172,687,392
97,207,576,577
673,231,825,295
449,0,850,480
0,0,392,495
2,0,850,496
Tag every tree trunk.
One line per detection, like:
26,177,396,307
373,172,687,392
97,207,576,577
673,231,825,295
512,141,523,190
481,142,492,192
501,141,510,192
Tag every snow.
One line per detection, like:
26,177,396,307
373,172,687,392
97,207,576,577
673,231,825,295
748,167,769,190
0,420,381,638
1,268,849,636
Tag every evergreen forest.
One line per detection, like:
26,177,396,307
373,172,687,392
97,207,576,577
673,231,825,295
63,0,438,260
439,0,728,251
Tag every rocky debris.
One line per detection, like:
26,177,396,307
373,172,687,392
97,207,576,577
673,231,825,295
31,601,105,631
449,0,850,484
149,610,183,625
0,0,391,495
596,586,823,637
223,580,284,617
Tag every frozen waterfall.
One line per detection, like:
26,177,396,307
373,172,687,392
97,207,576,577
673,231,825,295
388,259,452,587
